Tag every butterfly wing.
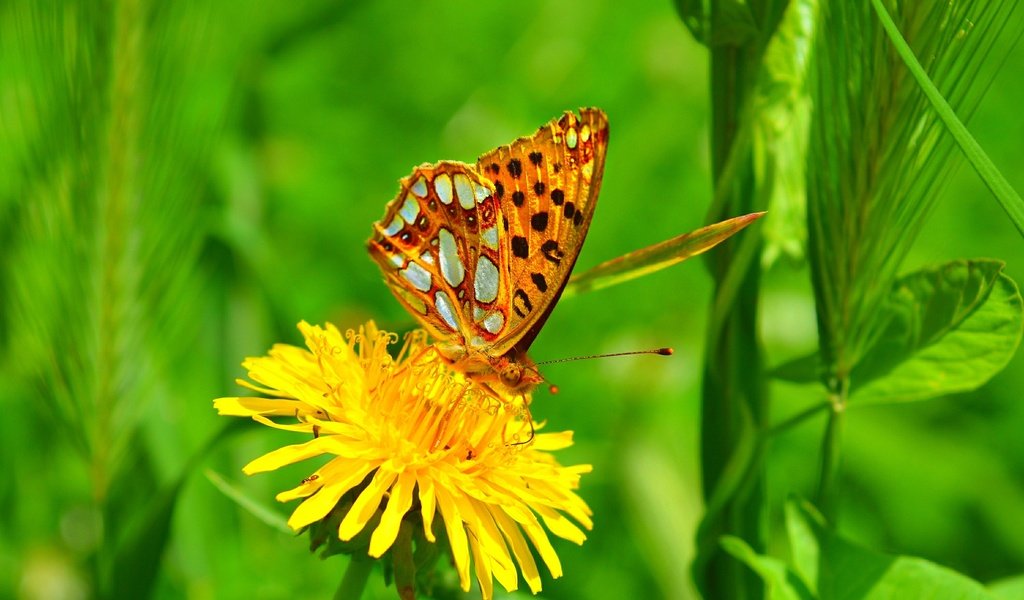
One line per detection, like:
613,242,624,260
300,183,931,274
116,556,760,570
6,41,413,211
474,108,609,356
368,161,513,356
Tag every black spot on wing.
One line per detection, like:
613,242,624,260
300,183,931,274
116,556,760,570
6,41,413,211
541,240,563,265
531,272,548,292
512,236,529,258
513,289,533,318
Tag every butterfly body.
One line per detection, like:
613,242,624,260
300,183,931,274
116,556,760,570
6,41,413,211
368,108,609,396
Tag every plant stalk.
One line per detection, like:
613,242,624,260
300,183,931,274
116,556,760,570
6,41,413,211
697,40,768,600
335,557,373,600
815,380,847,522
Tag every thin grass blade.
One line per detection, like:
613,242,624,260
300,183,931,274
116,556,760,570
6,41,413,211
871,0,1024,239
564,212,765,297
204,469,293,534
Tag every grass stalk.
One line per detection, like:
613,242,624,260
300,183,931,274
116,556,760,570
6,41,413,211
697,26,770,600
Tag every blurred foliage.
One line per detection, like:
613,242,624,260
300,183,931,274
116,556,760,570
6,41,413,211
1,0,1023,599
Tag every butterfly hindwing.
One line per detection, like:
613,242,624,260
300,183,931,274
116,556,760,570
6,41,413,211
368,161,513,353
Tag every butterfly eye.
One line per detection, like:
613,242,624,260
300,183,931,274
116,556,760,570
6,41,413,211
500,363,522,386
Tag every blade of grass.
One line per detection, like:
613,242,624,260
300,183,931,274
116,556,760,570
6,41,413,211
871,0,1024,238
204,469,293,534
563,212,765,298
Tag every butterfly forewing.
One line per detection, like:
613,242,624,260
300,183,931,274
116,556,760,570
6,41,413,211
475,108,609,355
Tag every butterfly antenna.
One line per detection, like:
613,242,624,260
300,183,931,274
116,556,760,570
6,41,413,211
537,347,674,365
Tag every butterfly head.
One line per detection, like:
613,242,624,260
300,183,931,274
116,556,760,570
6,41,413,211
490,352,544,395
444,347,543,396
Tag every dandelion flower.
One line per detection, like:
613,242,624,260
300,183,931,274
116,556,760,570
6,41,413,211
214,321,593,599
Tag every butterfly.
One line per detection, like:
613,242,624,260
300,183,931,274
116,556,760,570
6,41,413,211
368,108,608,396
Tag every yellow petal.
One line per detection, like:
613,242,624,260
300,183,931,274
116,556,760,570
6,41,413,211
233,378,286,396
418,477,437,543
470,536,494,600
531,431,575,451
434,484,471,591
286,460,376,530
492,509,542,593
524,478,594,530
242,437,334,474
536,505,587,544
517,510,563,579
369,470,416,557
457,496,515,582
467,502,518,593
338,468,397,541
250,414,317,435
276,474,322,502
213,397,306,416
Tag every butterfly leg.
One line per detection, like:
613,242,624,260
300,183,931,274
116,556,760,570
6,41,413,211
507,394,536,447
392,340,443,383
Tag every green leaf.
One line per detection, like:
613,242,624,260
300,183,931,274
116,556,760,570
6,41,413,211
721,536,816,600
789,501,998,600
829,556,996,600
870,0,1024,239
849,260,1023,405
105,421,247,598
106,477,182,599
563,212,765,298
673,0,707,44
673,0,765,47
709,0,759,46
769,353,819,383
736,500,1006,599
785,499,820,595
991,574,1024,599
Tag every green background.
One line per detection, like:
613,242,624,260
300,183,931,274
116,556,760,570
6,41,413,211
2,1,1022,598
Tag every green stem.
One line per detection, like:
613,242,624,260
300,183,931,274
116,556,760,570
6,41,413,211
335,557,373,600
694,3,790,598
698,43,767,600
815,382,847,522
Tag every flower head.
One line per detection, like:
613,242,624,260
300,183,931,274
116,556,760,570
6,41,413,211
214,321,592,599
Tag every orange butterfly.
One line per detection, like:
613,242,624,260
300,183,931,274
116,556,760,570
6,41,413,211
368,108,608,396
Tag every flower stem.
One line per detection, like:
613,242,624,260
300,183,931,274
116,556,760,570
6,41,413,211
335,557,373,600
815,381,848,522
